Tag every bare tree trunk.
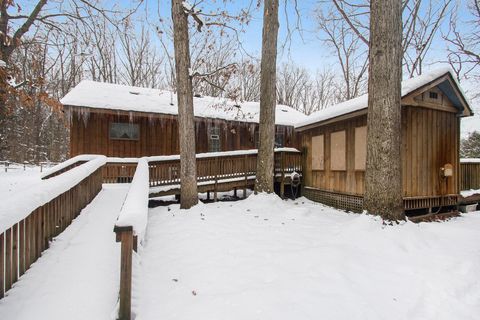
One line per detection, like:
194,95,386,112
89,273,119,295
255,0,279,194
171,0,198,209
364,0,405,220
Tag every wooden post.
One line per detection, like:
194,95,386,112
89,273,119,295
301,147,307,196
0,233,4,298
5,228,11,292
243,155,248,199
280,151,285,199
12,224,18,284
115,227,133,320
19,219,25,276
214,157,218,202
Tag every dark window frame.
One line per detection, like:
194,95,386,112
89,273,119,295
208,126,221,152
109,122,140,141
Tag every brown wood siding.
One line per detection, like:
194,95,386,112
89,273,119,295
302,115,367,195
69,110,300,157
301,106,460,198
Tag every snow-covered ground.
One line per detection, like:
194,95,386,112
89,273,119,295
0,184,128,320
0,166,42,198
137,194,480,320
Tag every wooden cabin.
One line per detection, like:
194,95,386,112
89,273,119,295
296,69,473,215
61,81,306,158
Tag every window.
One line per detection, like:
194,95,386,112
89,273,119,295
275,127,285,147
354,126,367,171
330,130,346,171
429,91,438,99
209,127,221,152
312,135,324,170
109,123,139,140
253,131,284,148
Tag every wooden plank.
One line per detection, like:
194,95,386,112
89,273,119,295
19,219,25,277
25,216,31,272
5,228,12,292
118,230,133,320
12,224,18,284
0,233,4,298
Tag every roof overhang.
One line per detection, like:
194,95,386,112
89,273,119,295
296,71,473,132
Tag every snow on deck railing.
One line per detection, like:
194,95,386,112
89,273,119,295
0,156,106,234
114,158,150,240
147,147,300,162
460,158,480,163
113,158,150,320
41,154,101,179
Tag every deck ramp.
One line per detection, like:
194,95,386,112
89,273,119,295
0,185,128,320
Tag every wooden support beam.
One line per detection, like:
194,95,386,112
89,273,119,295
0,233,4,298
116,228,133,320
5,228,12,292
12,224,18,284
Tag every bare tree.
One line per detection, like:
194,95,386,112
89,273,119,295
171,0,199,209
364,0,405,220
276,62,309,109
118,23,165,88
316,0,454,91
444,0,480,100
255,0,279,193
225,58,261,102
316,6,368,101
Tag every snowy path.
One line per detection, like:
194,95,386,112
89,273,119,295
0,184,128,320
136,194,480,320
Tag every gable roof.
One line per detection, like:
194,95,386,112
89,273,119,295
61,80,307,126
295,67,473,130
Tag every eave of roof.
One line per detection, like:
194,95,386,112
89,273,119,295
295,68,473,131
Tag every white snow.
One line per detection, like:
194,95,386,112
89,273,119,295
0,184,128,320
61,81,307,126
0,156,106,234
461,189,480,198
40,154,101,179
115,158,150,241
461,105,480,138
149,176,256,194
296,67,471,128
147,147,299,162
461,158,480,163
136,193,480,320
0,59,5,68
0,165,42,199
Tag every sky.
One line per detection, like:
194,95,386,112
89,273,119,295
18,0,480,127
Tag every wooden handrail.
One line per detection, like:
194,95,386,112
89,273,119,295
147,149,302,189
0,160,104,299
113,159,150,320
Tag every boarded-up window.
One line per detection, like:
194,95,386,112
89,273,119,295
354,126,367,170
312,135,324,170
330,130,346,171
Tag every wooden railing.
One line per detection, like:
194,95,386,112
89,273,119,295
114,159,150,320
103,162,138,183
460,160,480,191
149,149,302,186
100,149,302,198
41,155,100,180
0,158,105,299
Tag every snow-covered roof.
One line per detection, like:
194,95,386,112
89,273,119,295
61,80,307,126
296,67,472,129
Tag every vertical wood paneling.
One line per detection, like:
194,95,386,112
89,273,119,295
70,111,300,158
301,104,460,202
